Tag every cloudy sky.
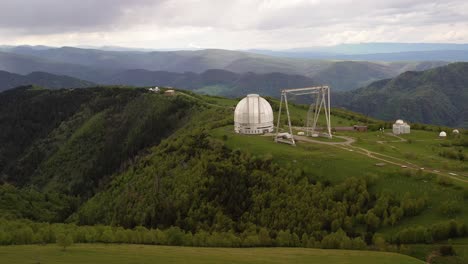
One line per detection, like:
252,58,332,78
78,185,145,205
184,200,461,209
1,0,467,49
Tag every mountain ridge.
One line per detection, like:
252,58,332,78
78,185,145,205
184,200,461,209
335,62,468,127
0,70,95,91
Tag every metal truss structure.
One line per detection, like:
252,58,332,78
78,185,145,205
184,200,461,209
275,86,332,145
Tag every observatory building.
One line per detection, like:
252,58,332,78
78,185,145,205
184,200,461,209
392,119,410,135
234,94,274,134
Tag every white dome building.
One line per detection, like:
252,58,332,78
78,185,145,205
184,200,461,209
393,119,410,135
234,94,274,134
453,129,460,134
439,131,447,137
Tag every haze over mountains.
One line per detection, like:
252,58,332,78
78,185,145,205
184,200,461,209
250,43,468,61
0,44,458,91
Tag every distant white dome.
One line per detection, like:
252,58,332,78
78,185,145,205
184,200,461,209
453,129,460,134
395,119,405,125
234,94,274,134
439,131,447,137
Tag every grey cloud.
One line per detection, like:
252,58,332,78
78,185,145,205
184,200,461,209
254,0,468,30
1,0,467,34
0,0,467,48
0,0,163,34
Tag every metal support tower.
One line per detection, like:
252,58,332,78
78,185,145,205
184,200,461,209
275,86,332,146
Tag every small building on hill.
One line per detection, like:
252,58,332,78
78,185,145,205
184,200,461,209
439,131,447,138
392,119,410,135
148,87,160,93
164,89,176,96
333,125,367,132
353,125,368,132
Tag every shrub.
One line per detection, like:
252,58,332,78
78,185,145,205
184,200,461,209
463,189,468,200
439,245,456,256
438,201,462,217
437,176,453,187
56,232,73,251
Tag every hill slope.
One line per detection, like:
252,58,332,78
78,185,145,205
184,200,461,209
0,86,199,197
335,62,468,127
0,71,95,91
313,61,396,91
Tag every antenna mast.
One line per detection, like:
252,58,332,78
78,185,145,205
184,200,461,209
275,86,332,146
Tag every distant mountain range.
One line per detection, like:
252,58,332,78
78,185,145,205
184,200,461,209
335,62,468,127
0,46,453,91
249,43,468,60
1,44,467,127
108,69,317,97
1,62,467,127
0,71,95,92
283,43,468,54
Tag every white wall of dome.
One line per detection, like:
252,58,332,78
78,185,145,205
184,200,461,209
234,94,274,135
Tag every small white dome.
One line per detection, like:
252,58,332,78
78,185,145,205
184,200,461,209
234,94,274,134
453,129,460,134
395,119,405,125
439,131,447,137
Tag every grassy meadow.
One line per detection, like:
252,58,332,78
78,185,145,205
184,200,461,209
0,244,424,264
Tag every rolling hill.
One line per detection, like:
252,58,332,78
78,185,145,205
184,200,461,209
335,62,468,127
0,71,95,91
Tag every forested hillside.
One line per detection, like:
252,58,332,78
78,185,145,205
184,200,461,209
335,62,468,127
0,86,199,200
0,71,95,91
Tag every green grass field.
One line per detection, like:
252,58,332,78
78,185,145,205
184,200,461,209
0,244,424,264
346,130,468,175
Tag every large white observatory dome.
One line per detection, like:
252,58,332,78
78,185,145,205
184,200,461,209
439,131,447,137
234,94,274,134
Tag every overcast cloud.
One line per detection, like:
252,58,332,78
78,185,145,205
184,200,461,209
0,0,467,49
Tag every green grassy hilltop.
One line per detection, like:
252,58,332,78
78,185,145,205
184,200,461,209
0,86,466,263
